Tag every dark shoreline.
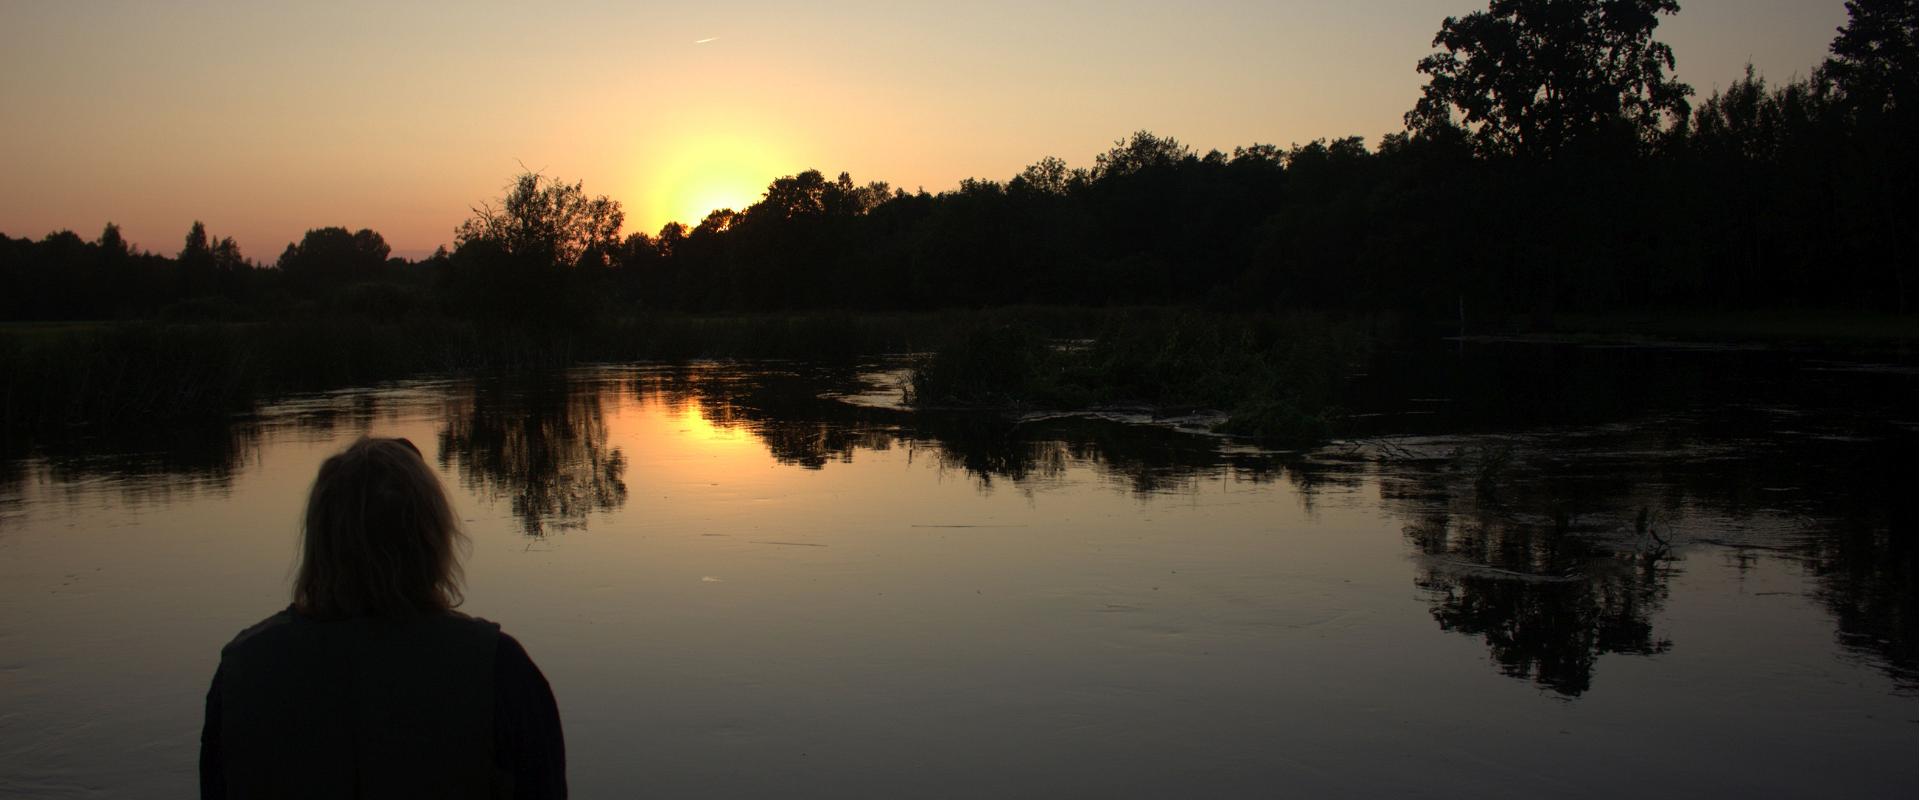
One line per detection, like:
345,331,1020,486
4,307,1910,453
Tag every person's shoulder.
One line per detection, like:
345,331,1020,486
219,607,298,657
490,630,550,689
495,630,530,660
444,608,504,635
434,609,507,659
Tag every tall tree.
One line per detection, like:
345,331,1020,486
180,221,212,264
97,223,128,257
1822,0,1917,121
1408,0,1693,157
1820,0,1918,311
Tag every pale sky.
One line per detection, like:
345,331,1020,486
1,0,1848,259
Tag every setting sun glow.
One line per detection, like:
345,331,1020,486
642,132,796,232
673,401,750,447
0,1,1848,258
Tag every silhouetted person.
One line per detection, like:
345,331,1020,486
199,437,565,799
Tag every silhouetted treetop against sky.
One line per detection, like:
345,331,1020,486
178,221,245,272
744,170,891,224
98,223,128,259
1822,0,1918,119
1093,131,1196,180
455,173,623,270
1009,156,1081,196
1409,0,1694,157
278,228,391,284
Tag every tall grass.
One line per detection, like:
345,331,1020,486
0,307,1147,451
1,320,476,441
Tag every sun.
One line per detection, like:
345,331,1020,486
643,133,795,232
685,182,756,225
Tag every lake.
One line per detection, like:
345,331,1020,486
1,339,1913,797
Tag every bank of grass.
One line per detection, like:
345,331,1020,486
605,306,1112,361
906,311,1374,447
0,308,1130,448
1,319,457,437
1544,309,1917,347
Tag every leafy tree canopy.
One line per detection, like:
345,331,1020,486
455,172,623,269
1408,0,1693,157
1009,156,1082,196
742,170,890,224
1093,131,1194,180
277,227,390,281
1822,0,1917,120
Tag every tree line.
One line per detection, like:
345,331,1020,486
3,0,1912,325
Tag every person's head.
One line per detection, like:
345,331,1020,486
294,437,465,618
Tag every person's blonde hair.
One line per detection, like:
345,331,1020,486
294,437,465,617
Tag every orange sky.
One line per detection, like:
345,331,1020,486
0,0,1847,259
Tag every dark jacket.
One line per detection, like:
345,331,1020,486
200,607,565,799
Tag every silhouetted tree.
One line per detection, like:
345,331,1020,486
824,171,891,216
1092,130,1194,180
1408,0,1693,157
692,208,737,237
180,221,212,266
455,172,623,269
449,172,624,324
654,222,685,257
278,227,392,285
1822,0,1917,121
1799,0,1918,309
97,223,128,258
177,221,219,299
1009,156,1075,196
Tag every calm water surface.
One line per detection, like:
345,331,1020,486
1,342,1913,797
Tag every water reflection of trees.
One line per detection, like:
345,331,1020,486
1,422,261,508
1676,428,1913,692
619,360,1912,699
8,356,1908,698
1371,419,1915,696
353,360,1920,697
1382,448,1681,690
1794,435,1916,690
437,379,627,536
633,369,1711,700
629,364,1326,494
2,386,460,510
